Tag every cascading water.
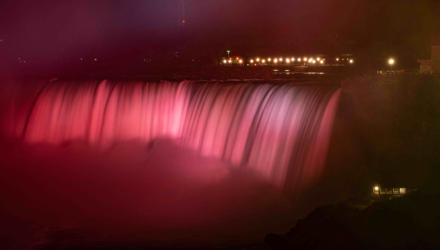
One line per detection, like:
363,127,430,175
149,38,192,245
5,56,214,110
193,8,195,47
16,80,341,190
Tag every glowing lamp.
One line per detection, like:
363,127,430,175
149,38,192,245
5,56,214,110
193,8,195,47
373,185,380,192
286,58,291,64
273,58,278,64
256,57,261,62
239,59,244,64
267,57,272,62
222,59,227,64
349,59,354,64
388,57,395,66
262,59,266,64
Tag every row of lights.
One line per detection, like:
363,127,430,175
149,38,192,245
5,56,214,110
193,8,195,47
222,57,244,65
249,56,327,65
222,56,398,67
222,56,356,66
336,57,355,64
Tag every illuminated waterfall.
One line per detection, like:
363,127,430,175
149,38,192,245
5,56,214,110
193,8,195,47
18,80,341,189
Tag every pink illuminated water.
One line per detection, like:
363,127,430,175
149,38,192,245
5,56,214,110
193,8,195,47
16,80,340,189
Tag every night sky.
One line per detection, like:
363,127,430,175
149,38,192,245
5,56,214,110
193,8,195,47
0,0,439,70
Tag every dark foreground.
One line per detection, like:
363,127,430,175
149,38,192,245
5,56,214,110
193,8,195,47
266,193,440,250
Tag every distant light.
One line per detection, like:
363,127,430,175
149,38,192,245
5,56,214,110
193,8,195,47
262,59,266,63
256,57,260,62
278,57,283,62
267,57,272,62
222,59,228,64
388,57,396,66
286,58,291,64
373,185,380,192
250,59,254,63
273,58,278,64
291,57,295,62
336,57,340,62
399,188,407,194
303,57,308,61
319,60,324,64
317,57,321,61
297,58,302,62
228,59,233,64
239,59,244,64
93,58,98,62
349,59,354,64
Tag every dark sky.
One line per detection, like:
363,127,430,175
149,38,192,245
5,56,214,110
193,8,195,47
0,0,439,69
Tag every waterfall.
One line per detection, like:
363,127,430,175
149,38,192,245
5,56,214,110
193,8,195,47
18,80,341,189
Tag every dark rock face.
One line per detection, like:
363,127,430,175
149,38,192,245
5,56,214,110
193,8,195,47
265,205,362,250
265,194,440,250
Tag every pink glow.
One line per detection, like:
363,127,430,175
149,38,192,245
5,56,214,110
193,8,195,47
17,80,340,190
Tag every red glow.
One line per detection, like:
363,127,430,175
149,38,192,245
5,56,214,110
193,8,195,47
17,81,340,190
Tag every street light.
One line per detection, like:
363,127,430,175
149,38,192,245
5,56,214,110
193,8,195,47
388,57,396,66
373,185,380,196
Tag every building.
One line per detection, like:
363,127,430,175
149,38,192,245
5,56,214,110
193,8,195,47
372,185,416,200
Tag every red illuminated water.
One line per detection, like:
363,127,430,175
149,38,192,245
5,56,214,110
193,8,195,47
14,80,340,190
